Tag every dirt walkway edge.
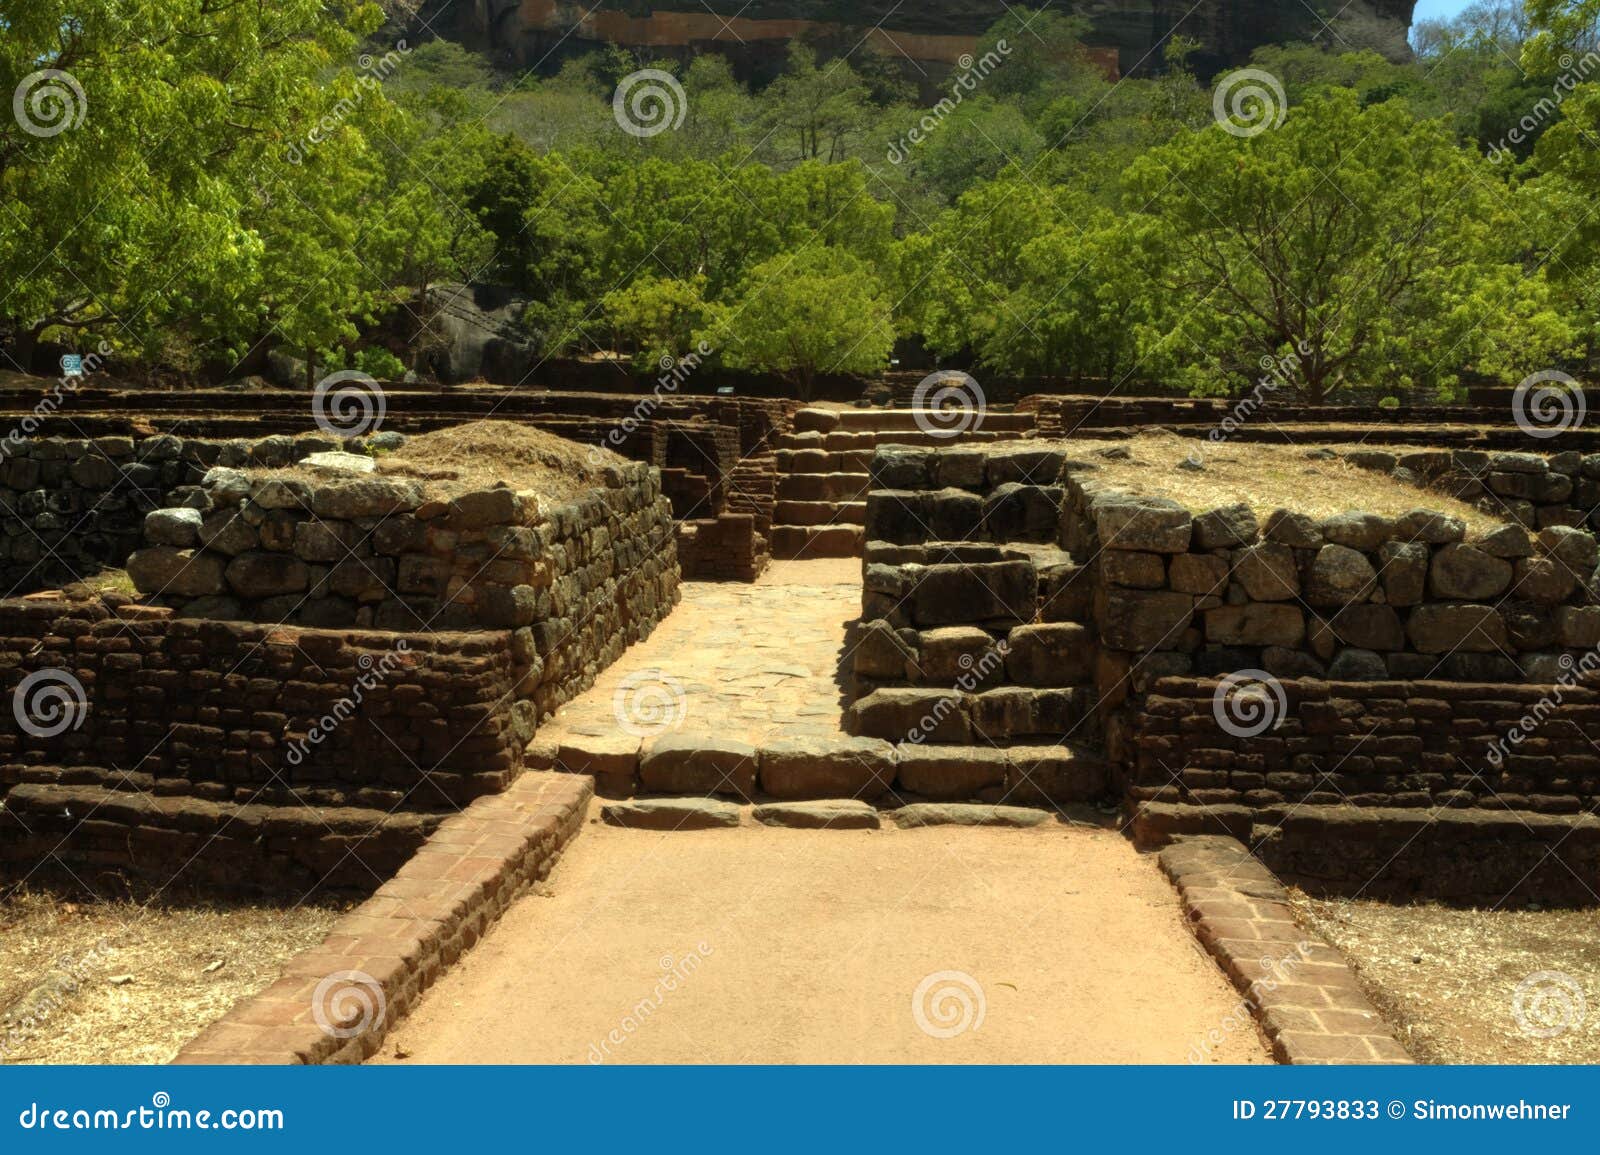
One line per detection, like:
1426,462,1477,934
1157,836,1412,1065
171,772,592,1065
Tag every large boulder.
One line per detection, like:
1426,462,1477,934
1204,604,1305,647
1407,604,1509,653
637,734,758,798
1096,589,1194,651
1303,544,1377,606
1231,542,1298,601
1191,502,1258,549
1428,543,1512,600
310,478,423,519
126,547,227,597
144,507,202,548
224,552,310,598
1092,496,1192,553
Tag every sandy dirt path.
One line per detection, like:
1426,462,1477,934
375,812,1269,1064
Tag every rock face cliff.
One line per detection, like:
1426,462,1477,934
421,1,1416,80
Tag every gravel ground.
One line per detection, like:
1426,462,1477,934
0,889,342,1064
1292,893,1600,1064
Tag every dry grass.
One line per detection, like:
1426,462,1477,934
275,420,620,504
1291,892,1600,1064
0,888,342,1065
1070,431,1503,535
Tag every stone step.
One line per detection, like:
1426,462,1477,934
847,685,1100,745
774,429,1031,452
770,523,864,558
0,779,443,894
834,409,1035,433
529,731,1108,806
776,471,871,502
774,499,867,526
775,448,874,473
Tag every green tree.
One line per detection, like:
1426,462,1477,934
602,276,711,368
0,0,389,369
1122,89,1571,399
706,247,894,398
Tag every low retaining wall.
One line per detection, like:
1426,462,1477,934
1063,473,1600,686
1125,676,1600,904
1335,446,1599,533
127,460,677,641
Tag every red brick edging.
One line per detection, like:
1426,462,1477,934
173,772,593,1065
1158,836,1411,1065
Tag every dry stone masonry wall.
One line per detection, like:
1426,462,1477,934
1063,471,1600,687
0,432,397,596
1334,446,1600,534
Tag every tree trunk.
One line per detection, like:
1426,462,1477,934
306,344,316,391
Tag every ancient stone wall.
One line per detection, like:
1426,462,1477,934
1126,676,1600,904
0,433,397,596
0,598,530,892
1334,446,1599,533
1063,472,1600,687
125,460,679,665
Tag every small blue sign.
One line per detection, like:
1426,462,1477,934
60,354,84,377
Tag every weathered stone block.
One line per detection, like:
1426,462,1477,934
1004,622,1096,686
638,734,758,798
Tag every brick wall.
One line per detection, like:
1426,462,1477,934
0,599,529,808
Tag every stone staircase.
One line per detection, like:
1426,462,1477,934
771,407,1035,559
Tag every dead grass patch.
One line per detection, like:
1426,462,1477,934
1291,892,1600,1064
1070,431,1502,535
0,888,342,1065
273,420,621,505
